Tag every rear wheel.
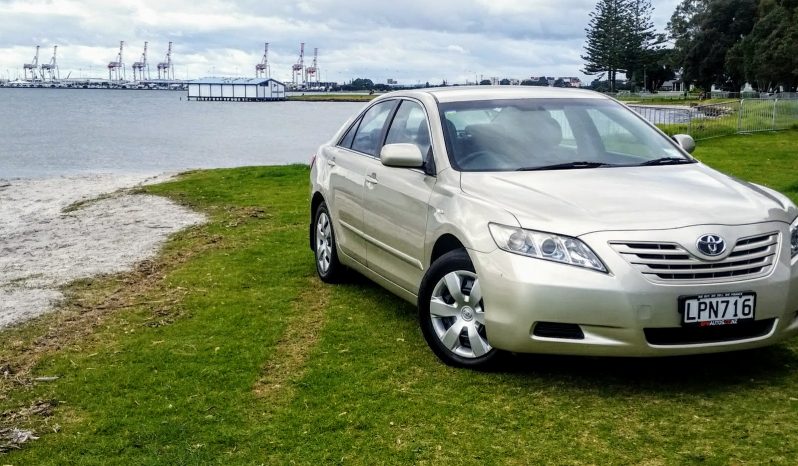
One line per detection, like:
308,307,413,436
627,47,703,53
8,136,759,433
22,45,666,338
418,249,499,368
313,202,344,283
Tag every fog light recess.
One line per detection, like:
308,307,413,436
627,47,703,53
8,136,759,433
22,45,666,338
533,322,585,340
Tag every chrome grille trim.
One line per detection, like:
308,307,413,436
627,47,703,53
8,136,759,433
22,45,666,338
611,232,779,282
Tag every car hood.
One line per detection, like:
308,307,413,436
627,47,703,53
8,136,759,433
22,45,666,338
460,164,794,236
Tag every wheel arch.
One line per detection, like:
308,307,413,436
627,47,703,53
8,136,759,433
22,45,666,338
430,233,467,266
310,192,326,250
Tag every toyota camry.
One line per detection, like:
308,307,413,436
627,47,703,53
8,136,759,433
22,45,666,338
309,86,798,368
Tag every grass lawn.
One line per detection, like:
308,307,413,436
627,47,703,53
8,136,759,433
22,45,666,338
1,131,797,464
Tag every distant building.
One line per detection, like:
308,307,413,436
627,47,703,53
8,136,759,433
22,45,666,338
561,77,582,88
187,77,286,101
528,76,582,87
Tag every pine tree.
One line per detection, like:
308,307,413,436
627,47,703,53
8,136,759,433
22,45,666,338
625,0,665,90
581,0,634,92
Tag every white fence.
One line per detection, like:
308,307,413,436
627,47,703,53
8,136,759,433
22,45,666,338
628,99,798,140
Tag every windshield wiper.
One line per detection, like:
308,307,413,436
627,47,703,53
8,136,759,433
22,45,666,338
517,161,614,171
638,157,694,166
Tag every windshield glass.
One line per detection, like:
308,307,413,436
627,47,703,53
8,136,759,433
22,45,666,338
439,98,689,171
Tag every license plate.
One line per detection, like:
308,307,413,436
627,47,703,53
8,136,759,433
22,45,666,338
680,292,756,327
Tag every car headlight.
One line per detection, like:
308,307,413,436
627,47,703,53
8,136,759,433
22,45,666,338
791,217,798,258
489,223,608,273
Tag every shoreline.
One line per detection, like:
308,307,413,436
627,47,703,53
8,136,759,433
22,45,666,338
0,173,206,329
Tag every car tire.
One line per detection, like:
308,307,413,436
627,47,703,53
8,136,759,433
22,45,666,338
418,249,499,369
313,202,345,283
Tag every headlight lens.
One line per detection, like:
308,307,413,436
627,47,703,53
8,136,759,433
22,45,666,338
489,223,608,273
790,217,798,258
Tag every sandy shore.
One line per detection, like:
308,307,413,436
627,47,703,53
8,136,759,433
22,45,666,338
0,173,206,329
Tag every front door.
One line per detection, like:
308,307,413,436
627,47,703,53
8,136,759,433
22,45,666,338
329,100,398,265
363,99,436,294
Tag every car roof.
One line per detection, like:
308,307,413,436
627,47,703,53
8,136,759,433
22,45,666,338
379,85,608,103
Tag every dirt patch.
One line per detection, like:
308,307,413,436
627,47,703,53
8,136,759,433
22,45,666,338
0,173,206,328
0,227,226,387
253,278,331,402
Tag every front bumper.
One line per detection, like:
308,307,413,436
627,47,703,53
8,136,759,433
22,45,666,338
473,223,798,357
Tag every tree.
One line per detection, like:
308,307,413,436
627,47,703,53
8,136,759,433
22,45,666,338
668,0,757,91
733,1,798,91
642,49,677,91
553,78,567,87
479,79,492,85
499,78,511,85
667,0,708,72
582,0,634,92
624,0,666,90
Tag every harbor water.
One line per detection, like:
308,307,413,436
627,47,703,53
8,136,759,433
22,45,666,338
0,88,364,179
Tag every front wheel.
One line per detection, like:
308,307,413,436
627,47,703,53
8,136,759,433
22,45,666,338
418,249,499,369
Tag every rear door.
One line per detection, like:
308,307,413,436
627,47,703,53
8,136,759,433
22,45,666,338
363,99,436,294
328,100,397,265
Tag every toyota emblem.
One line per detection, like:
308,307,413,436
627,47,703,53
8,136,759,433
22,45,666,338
696,234,727,256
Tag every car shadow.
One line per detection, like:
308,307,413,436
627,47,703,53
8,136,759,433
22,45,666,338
493,345,798,394
338,269,798,393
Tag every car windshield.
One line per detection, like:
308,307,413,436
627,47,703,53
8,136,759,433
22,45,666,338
439,98,691,171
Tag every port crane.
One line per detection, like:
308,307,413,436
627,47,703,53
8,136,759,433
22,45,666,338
255,42,270,78
107,41,125,81
23,45,40,81
40,46,59,81
292,42,305,88
132,42,149,81
305,47,319,87
157,42,174,80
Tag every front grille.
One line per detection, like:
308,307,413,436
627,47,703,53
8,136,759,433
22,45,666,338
611,232,779,282
644,319,775,345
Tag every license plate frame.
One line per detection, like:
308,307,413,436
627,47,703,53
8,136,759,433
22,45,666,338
679,292,756,327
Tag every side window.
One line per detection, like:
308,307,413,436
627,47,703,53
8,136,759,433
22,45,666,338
351,101,396,156
338,119,359,148
385,100,432,157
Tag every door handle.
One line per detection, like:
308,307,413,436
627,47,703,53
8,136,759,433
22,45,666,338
327,157,336,167
365,173,378,185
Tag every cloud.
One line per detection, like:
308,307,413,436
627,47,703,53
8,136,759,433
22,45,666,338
0,0,682,84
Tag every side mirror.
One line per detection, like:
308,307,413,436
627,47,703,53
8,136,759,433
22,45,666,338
672,134,696,154
380,143,425,168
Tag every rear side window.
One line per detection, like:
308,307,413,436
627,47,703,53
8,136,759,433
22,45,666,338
338,120,358,148
385,100,432,157
351,101,396,156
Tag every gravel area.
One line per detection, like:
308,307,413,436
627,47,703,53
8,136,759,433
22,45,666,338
0,173,205,329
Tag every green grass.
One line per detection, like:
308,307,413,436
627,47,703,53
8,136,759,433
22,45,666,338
1,133,798,464
287,93,377,102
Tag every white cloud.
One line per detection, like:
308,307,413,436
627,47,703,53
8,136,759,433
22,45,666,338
0,0,682,84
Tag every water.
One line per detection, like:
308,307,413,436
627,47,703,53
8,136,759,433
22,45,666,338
0,88,365,179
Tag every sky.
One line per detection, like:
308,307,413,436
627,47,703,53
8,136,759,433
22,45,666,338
0,0,681,85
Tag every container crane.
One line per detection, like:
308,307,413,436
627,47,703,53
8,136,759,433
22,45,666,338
255,42,270,78
107,41,125,81
305,47,319,87
40,46,59,81
292,42,305,88
132,42,149,81
23,45,40,81
157,42,174,80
